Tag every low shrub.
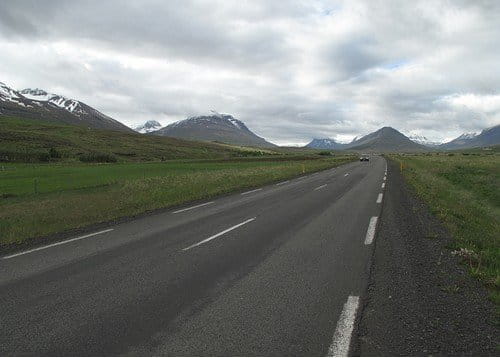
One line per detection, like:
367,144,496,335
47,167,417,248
79,152,118,163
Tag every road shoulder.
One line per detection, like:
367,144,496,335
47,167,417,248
355,158,498,356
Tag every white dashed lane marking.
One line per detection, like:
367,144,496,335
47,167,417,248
173,201,214,214
3,229,114,259
182,218,256,251
241,188,262,195
364,216,378,245
328,295,360,357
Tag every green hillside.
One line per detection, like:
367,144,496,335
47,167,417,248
0,116,277,163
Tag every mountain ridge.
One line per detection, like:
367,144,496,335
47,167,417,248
0,81,133,132
305,138,344,149
439,125,500,149
306,127,428,152
151,112,275,147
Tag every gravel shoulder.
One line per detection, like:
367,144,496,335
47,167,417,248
355,157,498,356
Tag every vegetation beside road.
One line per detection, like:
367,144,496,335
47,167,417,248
0,156,354,247
390,151,499,307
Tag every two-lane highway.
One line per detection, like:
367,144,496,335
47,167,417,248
0,156,387,356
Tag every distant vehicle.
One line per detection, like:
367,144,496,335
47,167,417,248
360,154,370,161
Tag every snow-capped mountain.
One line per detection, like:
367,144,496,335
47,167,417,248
151,111,275,147
19,88,87,116
440,125,499,149
0,81,132,132
305,138,344,149
408,134,442,147
134,120,163,133
455,132,477,140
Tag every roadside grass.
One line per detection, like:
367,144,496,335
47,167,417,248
0,156,354,247
390,153,500,308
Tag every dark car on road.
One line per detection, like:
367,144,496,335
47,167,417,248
360,154,370,161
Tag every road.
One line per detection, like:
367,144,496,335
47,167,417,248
0,156,387,356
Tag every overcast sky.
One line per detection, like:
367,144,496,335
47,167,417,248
1,0,499,145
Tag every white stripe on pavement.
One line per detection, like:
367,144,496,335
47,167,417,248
314,184,327,191
328,295,360,357
276,180,289,186
381,182,385,188
344,173,349,177
376,193,383,203
2,229,114,259
172,201,214,214
241,188,262,195
364,216,378,245
182,218,256,251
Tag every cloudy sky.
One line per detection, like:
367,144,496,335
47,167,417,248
0,0,499,145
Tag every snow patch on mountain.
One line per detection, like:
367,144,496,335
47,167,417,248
408,134,442,147
306,138,344,149
19,88,87,116
0,82,21,101
456,132,478,140
134,120,163,133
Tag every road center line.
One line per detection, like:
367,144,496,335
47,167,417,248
182,217,256,251
314,184,327,191
381,182,385,188
172,201,214,214
364,216,378,245
276,180,289,186
376,193,383,203
2,229,114,259
328,295,360,357
241,188,262,195
383,176,386,181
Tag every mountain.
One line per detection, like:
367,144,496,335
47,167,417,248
408,134,442,147
151,112,275,147
306,138,344,149
440,124,500,149
345,127,428,152
0,82,132,132
134,120,162,133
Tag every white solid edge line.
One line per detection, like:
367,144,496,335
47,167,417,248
314,184,327,191
172,201,214,214
182,217,256,251
376,193,383,203
364,216,378,245
381,182,385,188
276,180,289,186
328,295,360,357
3,229,114,259
241,188,263,195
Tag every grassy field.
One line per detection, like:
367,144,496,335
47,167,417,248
0,116,280,162
0,156,354,247
390,152,499,306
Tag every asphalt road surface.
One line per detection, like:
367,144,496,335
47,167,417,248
0,157,387,356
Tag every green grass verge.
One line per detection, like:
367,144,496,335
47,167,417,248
390,153,500,307
0,156,355,247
